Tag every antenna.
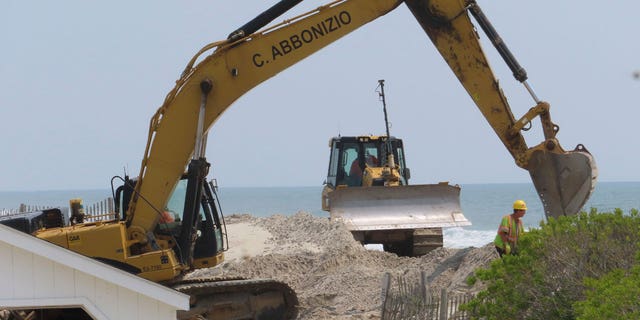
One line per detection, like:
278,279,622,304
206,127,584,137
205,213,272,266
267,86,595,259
376,79,395,168
377,80,392,139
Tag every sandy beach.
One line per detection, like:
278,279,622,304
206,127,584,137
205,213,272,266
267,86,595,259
186,212,497,319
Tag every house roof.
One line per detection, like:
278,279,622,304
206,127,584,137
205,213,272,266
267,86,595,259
0,224,189,310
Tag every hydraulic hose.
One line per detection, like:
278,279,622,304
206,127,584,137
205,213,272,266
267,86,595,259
228,0,304,41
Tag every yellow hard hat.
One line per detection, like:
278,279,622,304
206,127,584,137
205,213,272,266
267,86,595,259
513,199,527,210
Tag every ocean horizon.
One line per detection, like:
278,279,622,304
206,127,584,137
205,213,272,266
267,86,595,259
2,181,638,248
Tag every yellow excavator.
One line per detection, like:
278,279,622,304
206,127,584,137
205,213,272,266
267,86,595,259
3,0,596,319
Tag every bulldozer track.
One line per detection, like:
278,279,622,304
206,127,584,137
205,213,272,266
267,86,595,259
412,228,443,256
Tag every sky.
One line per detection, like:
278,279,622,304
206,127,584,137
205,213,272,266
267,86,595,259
1,0,639,191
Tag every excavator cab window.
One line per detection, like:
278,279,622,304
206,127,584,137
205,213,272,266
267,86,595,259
149,180,190,238
195,181,226,257
162,178,225,258
166,180,189,224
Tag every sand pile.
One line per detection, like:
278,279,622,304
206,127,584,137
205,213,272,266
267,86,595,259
188,212,497,319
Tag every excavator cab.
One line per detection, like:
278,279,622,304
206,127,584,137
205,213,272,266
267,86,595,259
161,178,227,268
114,175,227,270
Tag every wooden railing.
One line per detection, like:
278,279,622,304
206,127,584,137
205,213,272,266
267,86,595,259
83,198,117,222
1,198,117,223
381,272,473,320
1,204,54,216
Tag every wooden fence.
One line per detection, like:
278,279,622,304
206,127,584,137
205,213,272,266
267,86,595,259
0,198,117,222
82,198,117,222
1,204,55,216
381,272,472,320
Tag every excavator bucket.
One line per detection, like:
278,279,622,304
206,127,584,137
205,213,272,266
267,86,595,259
527,145,597,219
327,183,470,231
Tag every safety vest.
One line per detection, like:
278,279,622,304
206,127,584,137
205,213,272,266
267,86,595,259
494,214,523,248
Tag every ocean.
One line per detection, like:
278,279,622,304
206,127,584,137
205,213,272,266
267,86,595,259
1,182,639,249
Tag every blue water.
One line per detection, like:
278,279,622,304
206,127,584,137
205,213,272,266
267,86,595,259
2,182,638,248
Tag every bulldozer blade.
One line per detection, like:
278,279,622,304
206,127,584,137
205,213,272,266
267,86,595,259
327,184,470,231
527,144,597,219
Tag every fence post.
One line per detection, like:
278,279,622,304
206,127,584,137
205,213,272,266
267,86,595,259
421,271,430,305
381,272,391,318
439,289,448,320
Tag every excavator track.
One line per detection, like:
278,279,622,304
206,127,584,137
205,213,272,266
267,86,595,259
172,276,298,320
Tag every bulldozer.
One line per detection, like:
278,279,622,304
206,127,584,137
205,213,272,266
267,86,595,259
322,80,470,256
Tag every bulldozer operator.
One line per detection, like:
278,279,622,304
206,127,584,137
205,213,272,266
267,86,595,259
350,152,379,180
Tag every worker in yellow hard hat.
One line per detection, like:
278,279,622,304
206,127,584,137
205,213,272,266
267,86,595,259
494,200,527,257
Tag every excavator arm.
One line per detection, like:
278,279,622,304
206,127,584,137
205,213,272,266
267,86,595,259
405,0,596,218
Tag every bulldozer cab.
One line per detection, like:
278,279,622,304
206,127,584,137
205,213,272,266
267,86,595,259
326,136,409,187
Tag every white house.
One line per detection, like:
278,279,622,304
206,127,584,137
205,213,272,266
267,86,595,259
0,224,189,320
